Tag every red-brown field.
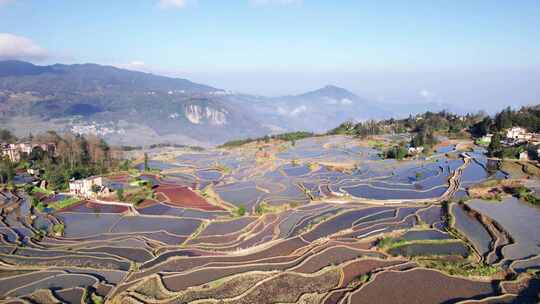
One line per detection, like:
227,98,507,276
155,184,225,211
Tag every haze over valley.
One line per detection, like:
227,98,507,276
0,60,502,146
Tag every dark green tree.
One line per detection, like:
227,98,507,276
487,133,502,157
143,153,149,171
0,129,16,143
470,116,492,137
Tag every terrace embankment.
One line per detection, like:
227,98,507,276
3,136,540,303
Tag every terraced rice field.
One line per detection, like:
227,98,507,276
1,135,539,303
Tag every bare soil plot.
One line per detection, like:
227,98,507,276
349,268,497,304
194,268,341,304
54,287,86,304
340,259,404,287
156,184,225,211
290,246,369,274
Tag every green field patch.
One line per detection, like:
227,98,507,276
49,196,81,210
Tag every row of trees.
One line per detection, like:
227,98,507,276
468,106,540,159
39,132,122,190
0,129,123,190
470,106,540,138
410,125,438,148
0,157,15,185
1,129,18,185
330,110,481,140
220,131,315,148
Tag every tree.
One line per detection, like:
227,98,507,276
385,145,408,160
0,158,15,184
487,133,502,157
236,204,247,217
143,153,149,171
470,117,492,138
494,107,513,131
120,160,131,171
116,188,125,201
30,146,46,161
410,125,438,149
0,129,16,143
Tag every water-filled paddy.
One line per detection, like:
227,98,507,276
389,241,469,257
342,184,448,200
468,197,540,263
451,203,493,257
2,135,539,302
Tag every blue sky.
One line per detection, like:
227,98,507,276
1,0,539,109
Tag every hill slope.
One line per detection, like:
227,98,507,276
0,61,448,145
0,61,268,145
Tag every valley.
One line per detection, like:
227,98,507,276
1,132,540,303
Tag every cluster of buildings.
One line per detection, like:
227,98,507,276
1,142,56,162
70,123,126,137
504,127,540,145
480,127,540,146
480,127,540,161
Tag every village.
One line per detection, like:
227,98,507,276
479,126,540,160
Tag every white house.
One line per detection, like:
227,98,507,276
506,127,530,140
1,142,56,162
69,176,106,198
408,146,424,155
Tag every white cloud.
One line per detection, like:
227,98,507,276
158,0,190,9
129,60,146,67
115,60,150,72
340,98,353,105
277,105,308,117
419,89,433,99
324,97,353,106
249,0,302,7
0,33,48,61
290,105,307,116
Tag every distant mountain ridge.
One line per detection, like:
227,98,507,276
0,60,455,145
0,60,217,93
0,60,57,77
297,85,358,100
0,61,262,146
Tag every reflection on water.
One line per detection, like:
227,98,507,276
468,197,540,261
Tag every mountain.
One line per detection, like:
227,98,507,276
228,85,390,133
0,61,415,145
297,85,359,101
0,60,56,77
0,60,216,94
0,61,268,146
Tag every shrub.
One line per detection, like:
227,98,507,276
36,202,46,213
116,188,125,201
132,195,145,206
236,204,247,217
90,293,104,304
385,145,408,160
52,223,65,235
